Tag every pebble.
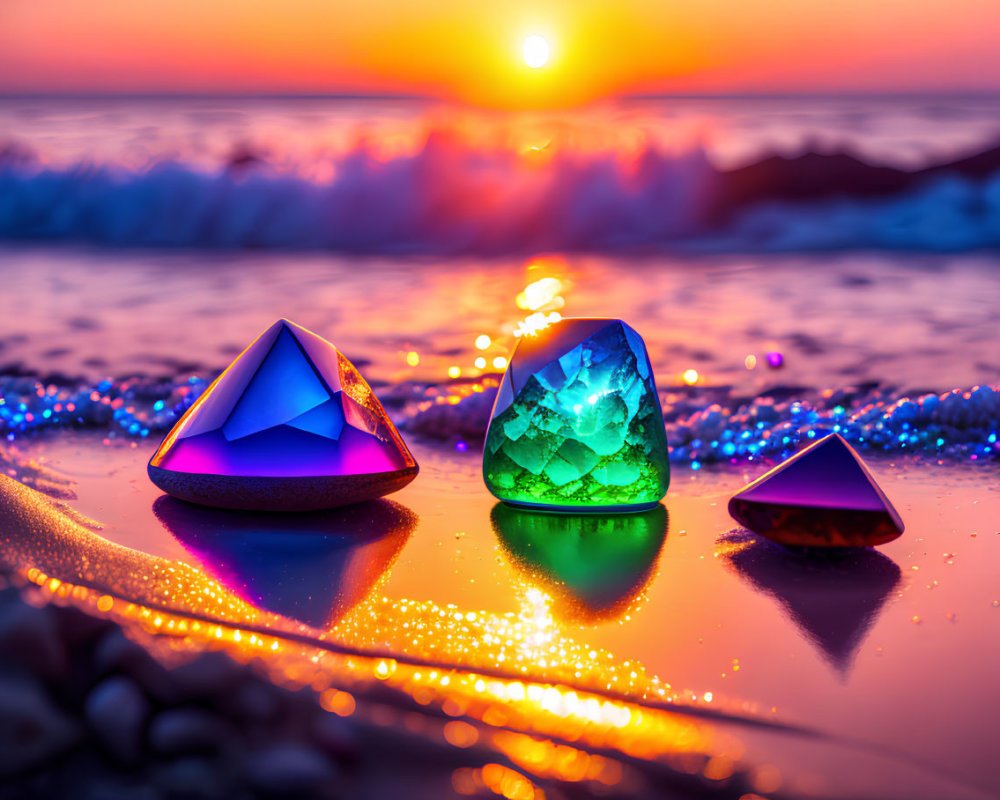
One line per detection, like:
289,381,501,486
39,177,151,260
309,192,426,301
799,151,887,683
153,756,232,799
148,708,232,756
311,714,361,762
248,743,339,797
223,677,281,723
53,602,116,649
0,596,68,680
169,651,242,700
84,676,150,764
93,628,177,703
0,674,80,778
0,590,369,799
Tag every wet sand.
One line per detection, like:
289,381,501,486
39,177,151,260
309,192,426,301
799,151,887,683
0,433,996,798
3,247,998,392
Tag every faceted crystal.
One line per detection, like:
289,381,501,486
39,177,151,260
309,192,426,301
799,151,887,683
149,319,417,510
483,318,669,511
728,433,904,547
491,503,667,621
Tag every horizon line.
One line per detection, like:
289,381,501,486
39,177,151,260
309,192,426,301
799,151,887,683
2,88,1000,103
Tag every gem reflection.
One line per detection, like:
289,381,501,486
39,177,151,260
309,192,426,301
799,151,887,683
492,503,668,624
717,531,901,676
154,496,415,629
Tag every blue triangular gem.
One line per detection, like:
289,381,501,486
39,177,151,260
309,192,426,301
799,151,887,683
222,326,330,441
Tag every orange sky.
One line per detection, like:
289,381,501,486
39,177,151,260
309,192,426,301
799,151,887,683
2,0,999,105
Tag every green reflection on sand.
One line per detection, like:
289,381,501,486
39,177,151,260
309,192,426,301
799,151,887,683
491,502,668,623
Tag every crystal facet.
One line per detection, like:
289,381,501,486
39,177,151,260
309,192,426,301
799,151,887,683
483,318,669,511
728,433,904,547
148,319,418,510
491,503,667,621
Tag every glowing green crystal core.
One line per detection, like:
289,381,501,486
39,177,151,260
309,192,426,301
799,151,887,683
483,318,669,511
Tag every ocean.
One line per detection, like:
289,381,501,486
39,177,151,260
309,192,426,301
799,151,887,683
2,94,1000,391
3,93,1000,252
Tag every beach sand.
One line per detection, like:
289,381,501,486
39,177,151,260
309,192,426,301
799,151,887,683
0,429,996,799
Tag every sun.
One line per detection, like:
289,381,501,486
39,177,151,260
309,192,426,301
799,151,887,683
522,35,550,69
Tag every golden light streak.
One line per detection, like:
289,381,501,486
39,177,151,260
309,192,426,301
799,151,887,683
513,312,562,339
20,563,745,776
516,278,564,312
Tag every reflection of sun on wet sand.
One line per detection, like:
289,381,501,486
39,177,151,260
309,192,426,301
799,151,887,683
492,503,668,623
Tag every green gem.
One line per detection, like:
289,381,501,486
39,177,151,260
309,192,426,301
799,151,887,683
483,319,669,511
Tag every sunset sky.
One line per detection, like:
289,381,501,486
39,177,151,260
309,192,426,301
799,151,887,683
2,0,1000,105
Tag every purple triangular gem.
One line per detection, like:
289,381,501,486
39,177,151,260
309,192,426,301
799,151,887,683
728,434,904,547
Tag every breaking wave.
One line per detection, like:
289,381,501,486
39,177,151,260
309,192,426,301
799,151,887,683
3,134,1000,253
